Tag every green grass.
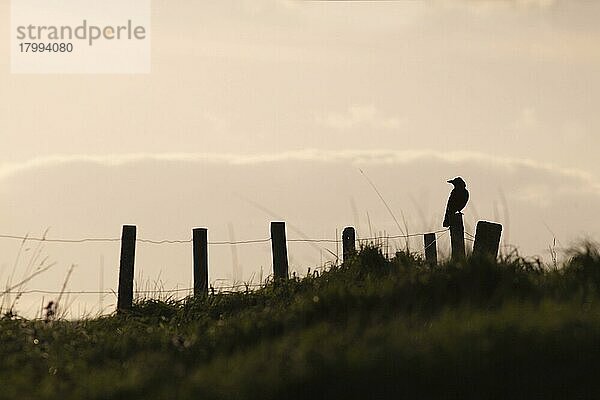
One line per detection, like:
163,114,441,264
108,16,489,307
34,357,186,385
2,244,600,399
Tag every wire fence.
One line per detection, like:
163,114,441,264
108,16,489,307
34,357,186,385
1,283,270,296
0,227,458,298
0,228,451,246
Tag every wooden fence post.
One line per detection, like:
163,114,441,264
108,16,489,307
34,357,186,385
342,227,356,263
117,225,136,312
424,233,437,266
449,213,465,261
271,222,289,280
473,221,503,259
193,228,209,297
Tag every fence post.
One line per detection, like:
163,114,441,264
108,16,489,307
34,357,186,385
424,233,437,266
271,222,289,280
342,227,356,263
449,213,465,261
193,228,209,297
473,221,503,259
117,225,136,312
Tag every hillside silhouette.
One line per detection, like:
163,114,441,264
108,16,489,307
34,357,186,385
2,244,600,399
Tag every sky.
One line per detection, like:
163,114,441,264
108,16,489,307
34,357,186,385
0,0,599,317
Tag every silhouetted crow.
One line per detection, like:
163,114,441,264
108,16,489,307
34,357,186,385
443,177,469,227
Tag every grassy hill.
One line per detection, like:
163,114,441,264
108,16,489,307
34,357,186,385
2,244,600,399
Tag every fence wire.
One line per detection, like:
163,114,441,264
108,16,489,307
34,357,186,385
1,283,269,296
0,229,450,246
0,227,456,297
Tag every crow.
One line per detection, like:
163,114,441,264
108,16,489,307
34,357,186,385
443,177,469,227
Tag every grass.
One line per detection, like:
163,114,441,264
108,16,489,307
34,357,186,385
2,243,600,399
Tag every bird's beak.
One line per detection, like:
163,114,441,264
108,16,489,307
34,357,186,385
447,179,453,183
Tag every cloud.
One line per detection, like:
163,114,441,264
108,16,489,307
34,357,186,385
1,149,598,192
512,107,540,135
317,105,403,131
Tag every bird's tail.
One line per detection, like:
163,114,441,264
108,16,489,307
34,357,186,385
442,213,450,227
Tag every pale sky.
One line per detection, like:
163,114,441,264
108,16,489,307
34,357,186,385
0,0,599,316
